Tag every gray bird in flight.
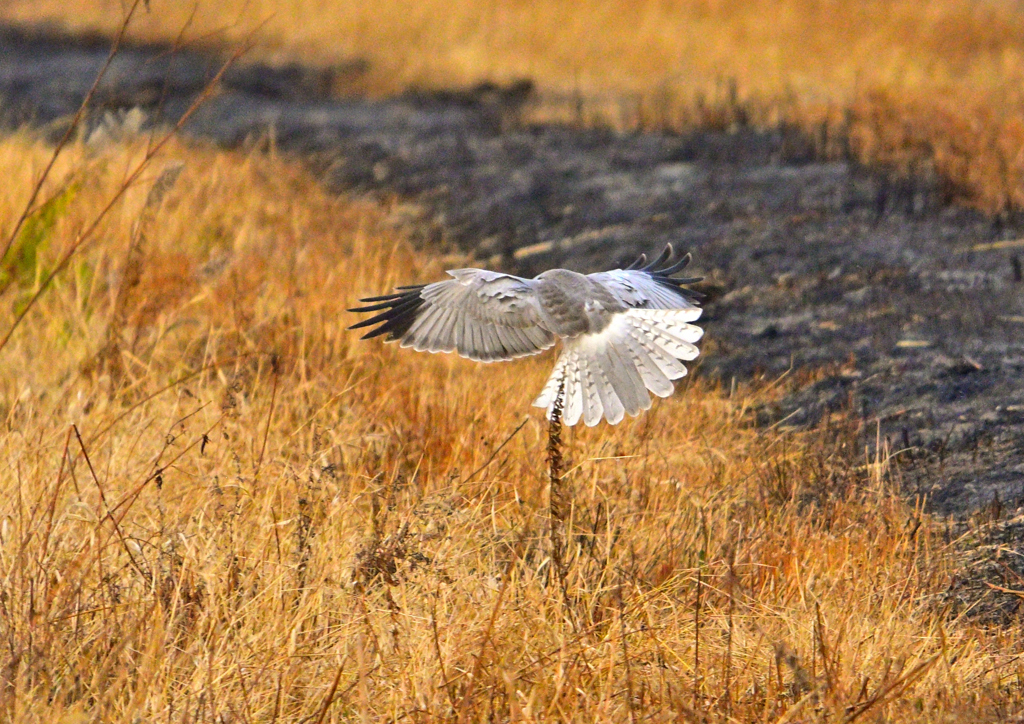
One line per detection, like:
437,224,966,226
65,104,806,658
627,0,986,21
349,245,704,426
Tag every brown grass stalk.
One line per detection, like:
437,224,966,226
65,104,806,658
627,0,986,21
0,24,251,360
96,161,183,389
547,379,566,573
0,0,144,273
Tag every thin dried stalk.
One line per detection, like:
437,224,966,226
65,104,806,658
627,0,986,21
96,162,184,389
546,379,577,627
547,379,566,569
0,0,145,274
0,38,250,358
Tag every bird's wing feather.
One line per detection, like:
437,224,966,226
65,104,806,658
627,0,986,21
587,246,704,310
349,269,556,362
533,308,703,426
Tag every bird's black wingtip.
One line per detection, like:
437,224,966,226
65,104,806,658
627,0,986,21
641,245,672,272
348,286,427,341
637,246,702,301
624,253,647,270
626,243,694,273
636,245,693,274
660,251,692,276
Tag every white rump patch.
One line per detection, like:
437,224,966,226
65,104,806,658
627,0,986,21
533,308,704,426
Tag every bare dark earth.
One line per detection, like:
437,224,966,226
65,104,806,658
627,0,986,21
3,27,1024,521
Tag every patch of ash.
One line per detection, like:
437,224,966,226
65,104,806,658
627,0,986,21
942,508,1024,625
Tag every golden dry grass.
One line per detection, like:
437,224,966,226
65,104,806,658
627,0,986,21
5,0,1024,213
0,130,1020,722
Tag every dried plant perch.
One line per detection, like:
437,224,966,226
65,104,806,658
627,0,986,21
349,244,705,426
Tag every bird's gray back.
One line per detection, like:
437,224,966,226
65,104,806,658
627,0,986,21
534,269,625,338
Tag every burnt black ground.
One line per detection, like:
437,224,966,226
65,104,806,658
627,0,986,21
3,27,1024,515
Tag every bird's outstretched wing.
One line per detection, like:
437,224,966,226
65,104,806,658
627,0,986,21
587,244,704,310
349,269,556,362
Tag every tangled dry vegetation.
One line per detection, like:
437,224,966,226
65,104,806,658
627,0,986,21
7,0,1024,214
0,132,1019,722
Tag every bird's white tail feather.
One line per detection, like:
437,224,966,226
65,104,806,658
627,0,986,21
533,308,704,426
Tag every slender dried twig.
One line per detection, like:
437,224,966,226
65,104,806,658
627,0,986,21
839,655,941,724
0,41,251,357
546,379,577,627
97,162,183,388
0,0,145,272
619,586,638,724
694,566,702,714
456,567,512,724
462,416,528,484
72,424,150,584
254,354,281,483
431,592,458,712
547,381,565,567
312,656,349,724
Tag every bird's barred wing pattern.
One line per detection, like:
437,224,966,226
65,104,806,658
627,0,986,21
587,245,704,310
349,269,556,362
533,307,703,426
351,245,705,426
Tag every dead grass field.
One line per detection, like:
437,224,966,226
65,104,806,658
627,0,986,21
0,129,1019,721
6,0,1024,213
0,3,1022,722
